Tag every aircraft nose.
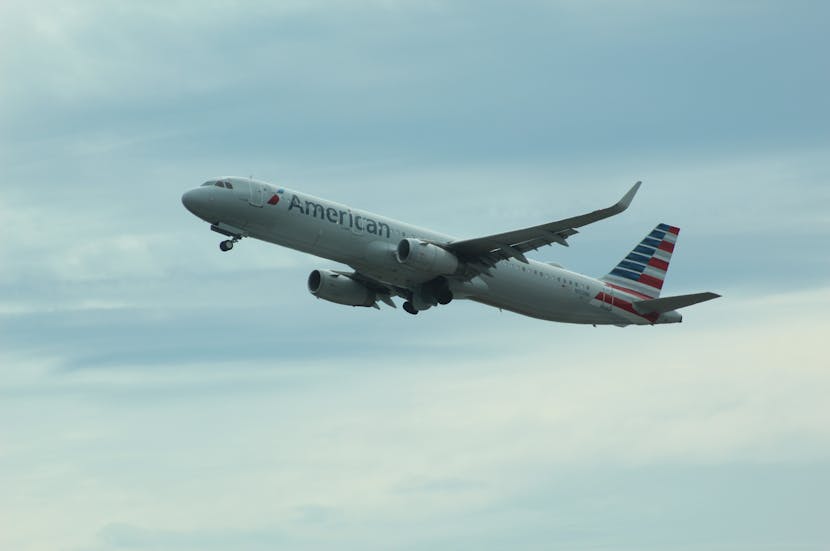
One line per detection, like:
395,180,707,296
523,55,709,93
181,187,211,216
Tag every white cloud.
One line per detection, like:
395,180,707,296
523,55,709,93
2,287,828,550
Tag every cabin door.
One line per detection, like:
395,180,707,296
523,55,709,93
248,180,264,207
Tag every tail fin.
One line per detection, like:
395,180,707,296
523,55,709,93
600,223,679,299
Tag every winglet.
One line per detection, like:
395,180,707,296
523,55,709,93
614,181,641,214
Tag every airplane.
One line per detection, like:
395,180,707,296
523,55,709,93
181,177,720,326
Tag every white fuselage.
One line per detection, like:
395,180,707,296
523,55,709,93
182,178,681,326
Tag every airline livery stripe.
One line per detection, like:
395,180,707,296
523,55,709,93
627,252,651,264
652,248,671,262
642,265,667,279
594,292,660,323
604,276,660,298
649,230,667,240
610,268,641,281
615,297,660,323
648,257,669,271
658,241,675,253
634,245,656,256
619,260,647,273
642,237,662,248
657,223,680,235
638,273,664,289
603,282,655,300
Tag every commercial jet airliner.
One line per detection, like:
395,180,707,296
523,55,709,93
182,178,719,326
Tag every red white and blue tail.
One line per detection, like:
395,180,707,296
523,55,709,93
600,223,679,299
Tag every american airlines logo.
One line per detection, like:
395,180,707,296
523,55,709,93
288,195,391,238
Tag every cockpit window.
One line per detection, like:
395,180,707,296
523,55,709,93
201,180,233,188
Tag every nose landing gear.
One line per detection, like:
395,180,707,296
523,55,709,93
211,223,245,253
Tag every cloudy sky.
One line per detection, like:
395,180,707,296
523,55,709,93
1,1,829,549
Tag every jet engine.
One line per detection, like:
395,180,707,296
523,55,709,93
396,238,459,275
307,269,376,307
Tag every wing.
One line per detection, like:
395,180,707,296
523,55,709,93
335,269,400,308
445,182,641,274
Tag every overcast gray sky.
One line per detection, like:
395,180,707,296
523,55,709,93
2,1,829,550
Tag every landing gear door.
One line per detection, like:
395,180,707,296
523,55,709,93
248,180,264,207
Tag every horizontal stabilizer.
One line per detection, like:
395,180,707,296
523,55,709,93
633,292,721,314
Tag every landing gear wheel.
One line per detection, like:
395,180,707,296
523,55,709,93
219,240,234,252
436,289,453,305
403,301,418,315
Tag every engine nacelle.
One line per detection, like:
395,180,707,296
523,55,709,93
396,239,459,275
307,269,376,307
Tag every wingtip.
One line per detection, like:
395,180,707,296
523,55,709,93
617,181,642,210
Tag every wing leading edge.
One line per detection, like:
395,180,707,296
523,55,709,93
445,182,641,273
